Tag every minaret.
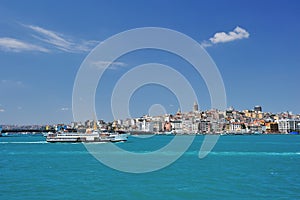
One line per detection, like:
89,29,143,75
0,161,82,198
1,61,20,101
193,101,199,112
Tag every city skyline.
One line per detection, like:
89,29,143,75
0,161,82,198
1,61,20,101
3,103,299,135
0,0,300,124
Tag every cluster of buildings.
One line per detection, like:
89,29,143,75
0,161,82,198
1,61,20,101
71,103,300,134
2,103,300,135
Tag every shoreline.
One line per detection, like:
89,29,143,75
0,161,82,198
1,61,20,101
1,130,299,137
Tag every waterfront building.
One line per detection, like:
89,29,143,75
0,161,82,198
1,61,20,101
171,120,183,133
277,119,300,133
265,122,279,133
211,121,223,133
230,122,242,133
164,122,172,132
142,119,152,132
122,119,131,129
247,122,262,133
152,120,163,132
192,122,200,133
182,117,193,133
277,119,290,133
130,119,136,126
199,120,211,133
136,119,143,131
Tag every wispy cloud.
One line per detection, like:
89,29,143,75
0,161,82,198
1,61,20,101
91,61,127,70
0,37,49,52
24,24,99,53
200,40,213,48
60,107,69,111
201,26,250,47
0,23,99,53
0,79,25,88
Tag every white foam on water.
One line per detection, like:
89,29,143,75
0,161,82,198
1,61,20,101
0,141,47,144
208,151,300,156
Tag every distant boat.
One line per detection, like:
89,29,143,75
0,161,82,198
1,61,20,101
289,131,299,135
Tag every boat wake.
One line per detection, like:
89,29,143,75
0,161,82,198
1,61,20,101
193,151,300,156
0,141,47,144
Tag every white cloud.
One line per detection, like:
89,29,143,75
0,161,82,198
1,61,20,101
61,107,69,111
91,61,127,70
201,26,249,48
0,37,49,52
210,26,249,44
25,24,99,53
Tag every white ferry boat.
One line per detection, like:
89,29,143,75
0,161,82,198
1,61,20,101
46,130,128,143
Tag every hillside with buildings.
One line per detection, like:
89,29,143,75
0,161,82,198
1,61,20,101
72,103,300,135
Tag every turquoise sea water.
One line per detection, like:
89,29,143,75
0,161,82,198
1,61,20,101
1,135,300,200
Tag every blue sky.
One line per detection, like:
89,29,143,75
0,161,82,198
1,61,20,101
0,0,300,124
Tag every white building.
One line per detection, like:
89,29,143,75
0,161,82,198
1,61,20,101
277,119,300,133
230,122,242,133
182,118,193,133
171,120,183,133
